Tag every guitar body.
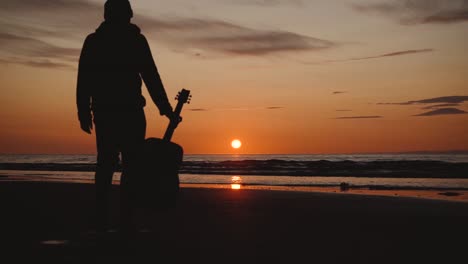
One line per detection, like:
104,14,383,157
133,138,183,210
131,88,191,211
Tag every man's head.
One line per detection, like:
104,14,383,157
104,0,133,23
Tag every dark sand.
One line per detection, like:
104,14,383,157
1,181,467,264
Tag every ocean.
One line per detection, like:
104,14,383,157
1,153,468,189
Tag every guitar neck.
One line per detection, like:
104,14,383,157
163,98,185,142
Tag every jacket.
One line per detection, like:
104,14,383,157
76,21,172,121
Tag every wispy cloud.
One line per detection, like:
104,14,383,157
353,0,468,25
347,49,433,61
0,0,335,69
333,91,347,95
0,0,98,69
0,58,73,70
308,49,433,65
0,0,95,11
0,0,100,36
378,96,468,117
139,17,334,56
0,32,80,58
421,103,460,110
415,108,468,116
335,116,382,119
378,96,468,105
189,106,284,112
225,0,304,7
266,106,284,110
0,31,81,69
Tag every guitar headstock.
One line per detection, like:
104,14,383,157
175,89,192,105
165,89,191,141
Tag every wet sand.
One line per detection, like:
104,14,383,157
182,183,468,203
1,181,467,263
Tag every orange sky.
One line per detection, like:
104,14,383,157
0,0,467,154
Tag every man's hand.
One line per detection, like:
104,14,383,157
78,111,93,134
165,111,182,126
80,119,93,134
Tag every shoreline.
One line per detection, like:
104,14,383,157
1,171,467,203
2,159,468,178
182,184,468,203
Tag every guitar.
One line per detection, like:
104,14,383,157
164,89,191,141
134,89,191,210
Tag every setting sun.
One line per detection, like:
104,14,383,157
231,139,242,149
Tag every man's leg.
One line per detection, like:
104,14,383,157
95,158,118,232
94,115,120,233
119,109,146,235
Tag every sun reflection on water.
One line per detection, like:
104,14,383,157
231,176,242,190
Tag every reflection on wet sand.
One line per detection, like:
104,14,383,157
231,176,242,190
41,240,69,245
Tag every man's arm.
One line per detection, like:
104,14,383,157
76,35,93,134
138,35,173,116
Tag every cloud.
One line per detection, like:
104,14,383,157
21,60,73,69
336,109,352,112
0,58,73,70
415,108,468,116
0,0,335,69
335,116,382,119
421,103,460,110
0,0,100,36
353,0,468,25
265,106,284,110
195,31,331,56
333,91,347,94
378,96,468,105
0,0,94,11
0,32,80,58
378,96,468,117
348,49,434,61
0,0,98,68
309,49,433,65
305,49,433,65
3,0,329,56
189,106,284,111
408,96,468,104
225,0,304,7
0,32,80,69
138,17,334,56
422,10,468,24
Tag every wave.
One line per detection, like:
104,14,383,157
1,159,468,178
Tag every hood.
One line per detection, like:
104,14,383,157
95,21,141,36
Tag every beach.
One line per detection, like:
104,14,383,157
2,1,468,263
1,180,467,264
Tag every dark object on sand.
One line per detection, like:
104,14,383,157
136,138,183,209
439,192,461,197
340,182,350,192
133,89,191,210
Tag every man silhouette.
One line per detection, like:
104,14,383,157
76,0,175,234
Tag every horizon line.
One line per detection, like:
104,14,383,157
1,150,468,156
